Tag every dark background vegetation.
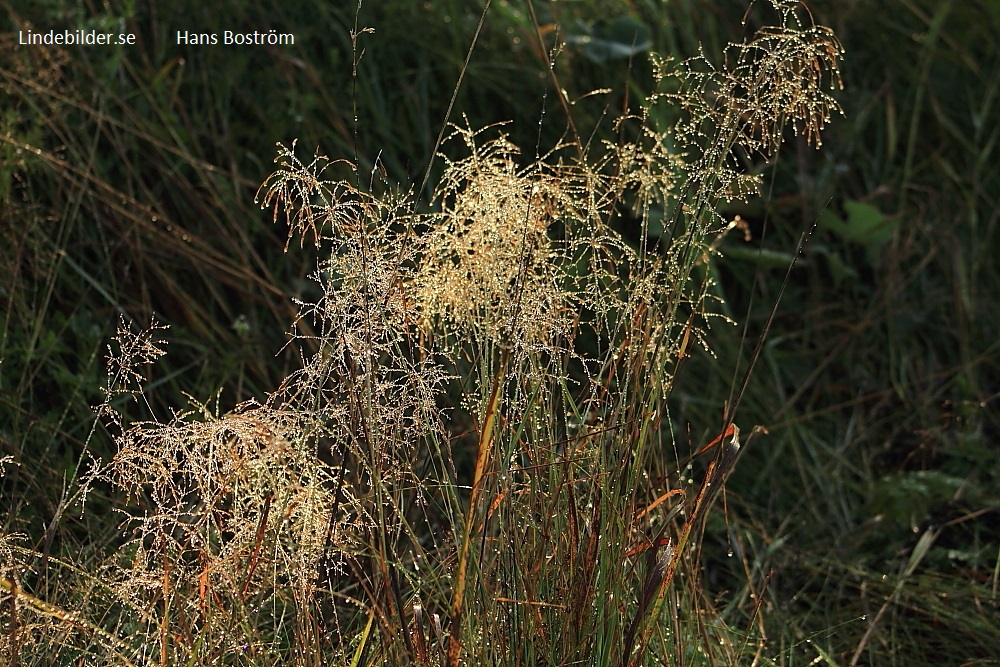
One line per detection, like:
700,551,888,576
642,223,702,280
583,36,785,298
2,0,998,663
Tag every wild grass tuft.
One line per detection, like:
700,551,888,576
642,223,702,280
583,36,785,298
1,1,848,664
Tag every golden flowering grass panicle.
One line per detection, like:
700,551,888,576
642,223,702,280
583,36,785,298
257,141,383,250
415,125,585,360
658,0,844,217
262,142,447,467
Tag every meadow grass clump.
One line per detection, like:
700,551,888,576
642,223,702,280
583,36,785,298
1,1,843,664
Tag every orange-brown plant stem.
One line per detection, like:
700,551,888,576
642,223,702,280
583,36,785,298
621,425,741,667
446,347,510,667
